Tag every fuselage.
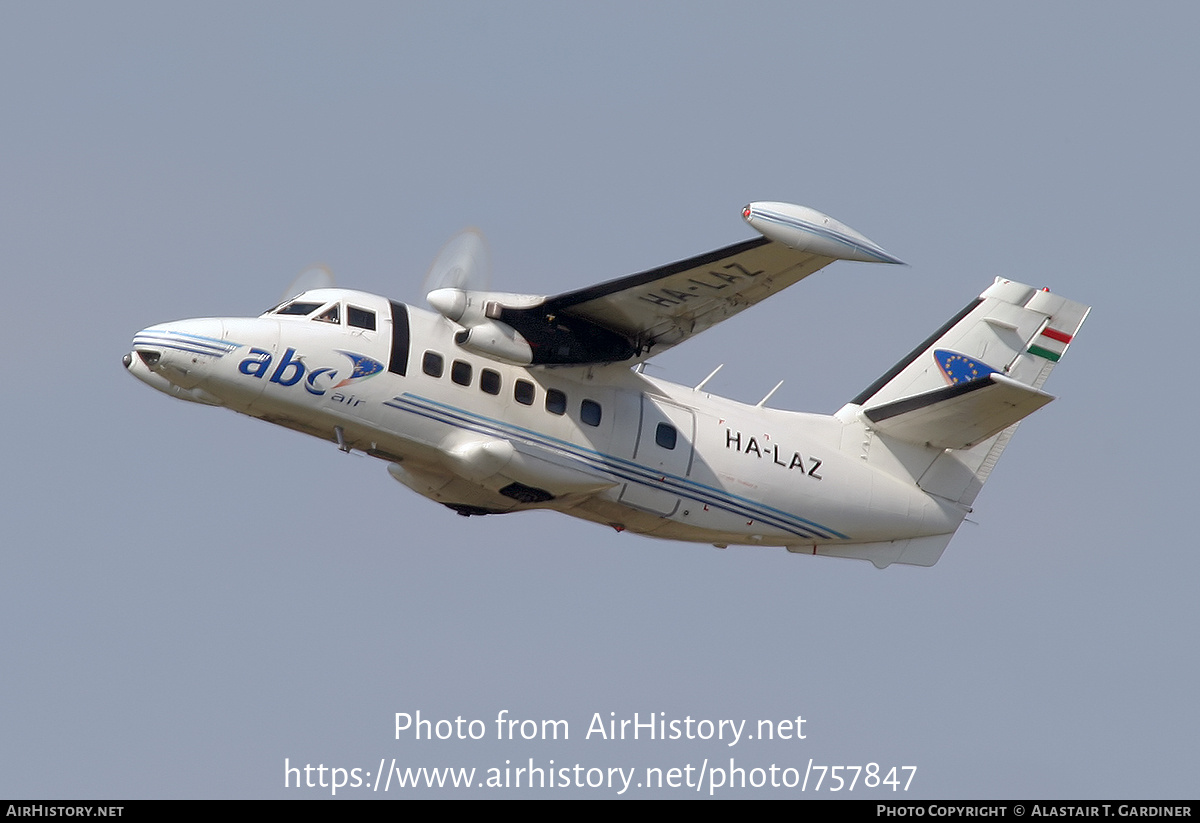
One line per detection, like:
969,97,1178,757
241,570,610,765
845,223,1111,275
125,287,963,550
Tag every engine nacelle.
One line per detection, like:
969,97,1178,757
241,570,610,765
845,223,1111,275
427,288,545,325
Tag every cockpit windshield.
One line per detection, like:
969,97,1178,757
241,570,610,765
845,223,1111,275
273,300,324,316
263,299,377,332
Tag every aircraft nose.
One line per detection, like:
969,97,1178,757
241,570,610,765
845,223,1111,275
125,320,229,404
125,337,163,371
124,330,170,393
131,319,229,364
125,324,176,391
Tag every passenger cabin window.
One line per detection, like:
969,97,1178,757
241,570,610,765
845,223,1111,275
655,423,677,450
314,304,340,324
545,389,566,415
276,301,323,316
348,306,376,330
514,380,535,406
480,369,501,395
451,360,472,386
580,399,602,427
423,351,444,378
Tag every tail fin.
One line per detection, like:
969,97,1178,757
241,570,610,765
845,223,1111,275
843,277,1089,507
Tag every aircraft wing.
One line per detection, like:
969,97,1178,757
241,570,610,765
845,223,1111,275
539,237,833,357
490,202,901,365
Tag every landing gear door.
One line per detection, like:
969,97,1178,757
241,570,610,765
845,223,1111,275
618,395,696,516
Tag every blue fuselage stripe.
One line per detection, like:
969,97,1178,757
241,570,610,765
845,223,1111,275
134,330,239,357
383,392,847,540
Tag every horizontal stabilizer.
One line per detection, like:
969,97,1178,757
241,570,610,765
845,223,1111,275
862,373,1054,450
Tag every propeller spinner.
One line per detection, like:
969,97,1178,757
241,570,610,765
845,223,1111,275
422,228,492,319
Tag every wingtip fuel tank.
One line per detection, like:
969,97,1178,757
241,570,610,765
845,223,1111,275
742,201,903,264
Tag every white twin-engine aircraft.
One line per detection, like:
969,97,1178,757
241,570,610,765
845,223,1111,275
125,202,1088,568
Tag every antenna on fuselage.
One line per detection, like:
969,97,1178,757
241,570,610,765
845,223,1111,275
755,380,784,408
694,364,724,392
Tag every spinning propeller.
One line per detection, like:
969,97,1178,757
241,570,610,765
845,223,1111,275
420,227,546,365
422,228,493,322
279,264,335,303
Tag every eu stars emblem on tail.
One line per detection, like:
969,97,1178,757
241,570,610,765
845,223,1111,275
934,349,996,385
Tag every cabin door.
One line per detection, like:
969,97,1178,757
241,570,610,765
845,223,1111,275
618,395,696,516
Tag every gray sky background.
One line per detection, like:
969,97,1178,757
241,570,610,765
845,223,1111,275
2,2,1195,798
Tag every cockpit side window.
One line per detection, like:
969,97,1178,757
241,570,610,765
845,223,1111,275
348,306,376,330
314,304,340,324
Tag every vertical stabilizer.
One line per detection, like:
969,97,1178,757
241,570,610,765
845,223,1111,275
842,278,1089,507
